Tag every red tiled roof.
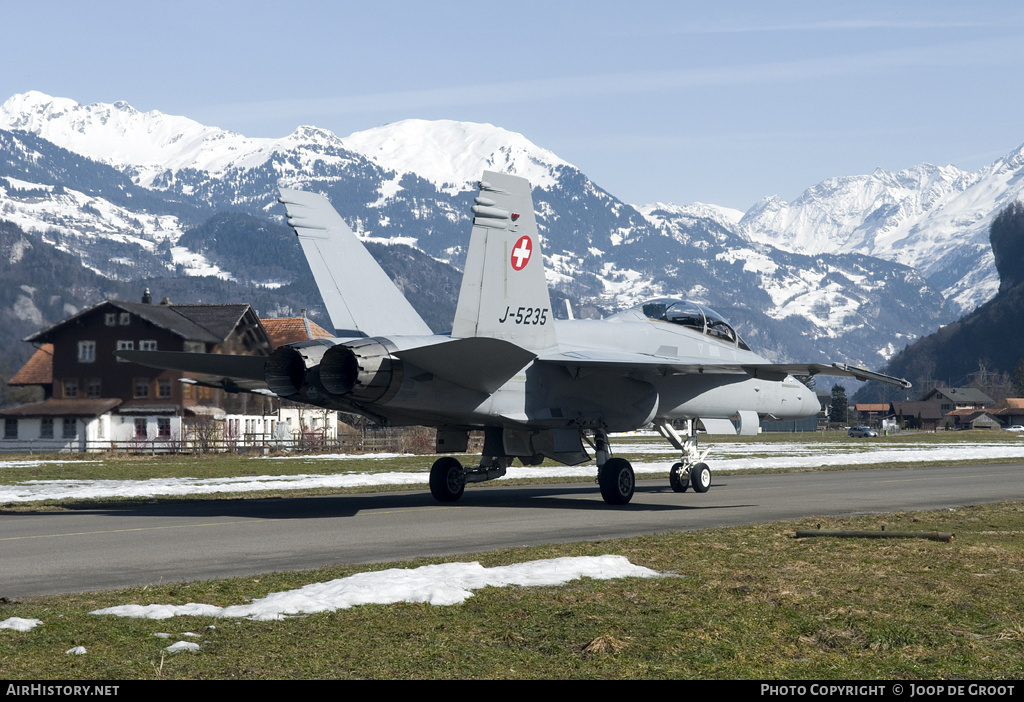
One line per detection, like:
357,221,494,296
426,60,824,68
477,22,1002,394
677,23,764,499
261,317,333,348
8,344,54,386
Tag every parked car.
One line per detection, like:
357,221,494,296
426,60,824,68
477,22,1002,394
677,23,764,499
1006,425,1024,432
848,426,878,438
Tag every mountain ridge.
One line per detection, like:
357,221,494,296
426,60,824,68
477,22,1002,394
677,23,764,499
4,90,1015,380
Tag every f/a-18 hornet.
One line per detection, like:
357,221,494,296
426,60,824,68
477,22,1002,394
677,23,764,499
123,171,910,505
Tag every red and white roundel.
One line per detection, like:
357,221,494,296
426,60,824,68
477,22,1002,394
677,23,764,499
510,235,532,271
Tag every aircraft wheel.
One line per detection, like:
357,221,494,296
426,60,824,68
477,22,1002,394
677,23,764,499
599,457,635,505
669,462,689,492
690,462,711,493
430,456,465,502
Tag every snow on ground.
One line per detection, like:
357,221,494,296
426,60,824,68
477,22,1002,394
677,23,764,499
1,617,42,631
90,555,661,621
2,441,1023,503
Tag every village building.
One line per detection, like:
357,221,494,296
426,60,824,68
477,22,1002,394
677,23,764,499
919,387,994,413
854,403,890,426
1,293,339,452
941,408,1003,431
991,398,1024,428
890,400,945,432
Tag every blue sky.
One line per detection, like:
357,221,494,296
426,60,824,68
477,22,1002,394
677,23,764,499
5,1,1024,209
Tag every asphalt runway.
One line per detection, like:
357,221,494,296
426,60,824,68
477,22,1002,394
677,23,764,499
4,461,1024,598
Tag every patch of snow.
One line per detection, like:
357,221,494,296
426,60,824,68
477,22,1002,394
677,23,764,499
91,556,661,620
165,641,200,653
1,617,42,631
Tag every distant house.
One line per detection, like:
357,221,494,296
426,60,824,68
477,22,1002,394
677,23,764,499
918,387,996,431
855,404,890,426
920,387,994,413
942,408,1002,431
7,343,54,400
1,294,339,451
990,398,1024,428
890,401,944,431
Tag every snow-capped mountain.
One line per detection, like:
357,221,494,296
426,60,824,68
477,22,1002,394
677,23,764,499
343,118,571,195
735,153,1024,316
5,90,1015,374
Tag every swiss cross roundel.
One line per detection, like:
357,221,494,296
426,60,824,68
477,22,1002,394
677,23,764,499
510,235,533,271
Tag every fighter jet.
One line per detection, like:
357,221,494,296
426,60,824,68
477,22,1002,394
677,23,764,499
122,171,910,505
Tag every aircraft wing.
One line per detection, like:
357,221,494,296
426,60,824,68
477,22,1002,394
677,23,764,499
116,350,272,394
742,362,911,388
539,350,911,388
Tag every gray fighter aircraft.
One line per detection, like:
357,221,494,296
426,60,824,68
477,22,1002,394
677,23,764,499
122,171,910,505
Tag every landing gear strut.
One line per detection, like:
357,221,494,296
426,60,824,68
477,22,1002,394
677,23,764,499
428,454,511,503
657,419,712,493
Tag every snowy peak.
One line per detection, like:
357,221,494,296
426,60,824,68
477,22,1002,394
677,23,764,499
0,91,296,186
341,119,571,194
0,94,571,197
1,91,226,168
732,150,1024,314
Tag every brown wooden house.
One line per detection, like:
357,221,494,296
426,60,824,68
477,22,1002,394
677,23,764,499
2,296,276,449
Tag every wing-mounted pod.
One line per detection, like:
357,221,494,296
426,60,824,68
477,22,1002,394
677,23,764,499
264,339,342,399
320,337,403,404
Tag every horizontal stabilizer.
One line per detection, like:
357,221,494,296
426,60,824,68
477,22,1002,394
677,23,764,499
278,188,432,338
117,350,268,382
394,337,536,393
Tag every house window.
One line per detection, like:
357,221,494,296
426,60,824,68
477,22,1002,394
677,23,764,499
78,340,96,363
40,417,54,438
184,340,204,353
134,379,150,399
140,340,158,351
116,340,134,361
97,417,106,440
64,380,78,398
3,418,17,439
157,379,172,399
87,379,102,398
105,313,117,326
119,312,131,325
62,418,76,439
134,418,147,438
158,417,171,438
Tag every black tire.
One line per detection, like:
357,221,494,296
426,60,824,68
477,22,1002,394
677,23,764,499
690,462,711,493
669,462,689,492
599,457,635,505
429,456,465,502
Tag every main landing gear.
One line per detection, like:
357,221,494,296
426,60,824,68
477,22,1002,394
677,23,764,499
588,429,635,505
428,422,711,506
657,419,712,494
428,454,510,503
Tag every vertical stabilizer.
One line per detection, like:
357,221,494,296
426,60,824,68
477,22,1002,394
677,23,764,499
278,188,432,338
452,172,557,351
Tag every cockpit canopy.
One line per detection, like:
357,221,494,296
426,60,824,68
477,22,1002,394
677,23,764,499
638,298,751,350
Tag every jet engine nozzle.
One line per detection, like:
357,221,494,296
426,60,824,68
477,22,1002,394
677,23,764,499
321,338,402,403
264,340,339,398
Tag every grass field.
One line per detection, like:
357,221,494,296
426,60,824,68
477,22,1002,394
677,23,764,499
2,431,1023,679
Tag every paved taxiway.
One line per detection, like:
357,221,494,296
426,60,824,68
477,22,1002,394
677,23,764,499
4,462,1024,598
